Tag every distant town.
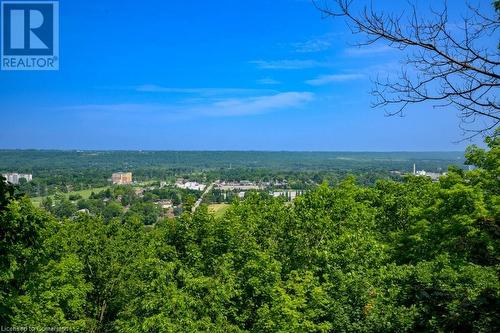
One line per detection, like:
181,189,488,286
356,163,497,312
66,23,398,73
390,164,448,182
2,164,450,223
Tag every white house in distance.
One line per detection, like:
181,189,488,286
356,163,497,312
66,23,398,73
2,172,32,184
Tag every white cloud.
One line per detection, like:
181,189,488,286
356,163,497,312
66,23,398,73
250,59,329,70
61,103,175,114
305,74,364,85
344,45,393,56
289,32,342,53
200,92,314,116
135,84,274,96
292,39,332,53
60,92,314,118
256,78,281,85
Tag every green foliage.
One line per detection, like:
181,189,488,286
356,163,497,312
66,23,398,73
0,175,17,211
0,136,498,331
0,150,464,197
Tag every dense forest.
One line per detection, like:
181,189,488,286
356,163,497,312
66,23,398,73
0,150,465,172
0,150,464,197
0,136,497,332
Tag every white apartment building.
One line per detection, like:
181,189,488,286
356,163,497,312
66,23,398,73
2,173,32,185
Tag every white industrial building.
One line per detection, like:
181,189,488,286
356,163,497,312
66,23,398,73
175,180,206,191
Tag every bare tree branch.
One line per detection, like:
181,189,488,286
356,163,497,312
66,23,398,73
314,0,500,138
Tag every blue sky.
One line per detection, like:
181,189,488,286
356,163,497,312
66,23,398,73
0,0,494,150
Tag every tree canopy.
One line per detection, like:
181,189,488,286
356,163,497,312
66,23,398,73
0,135,498,332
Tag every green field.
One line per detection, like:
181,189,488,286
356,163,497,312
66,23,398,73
208,203,230,218
30,181,157,207
30,186,110,207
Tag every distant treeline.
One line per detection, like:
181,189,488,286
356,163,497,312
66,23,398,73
0,150,465,172
0,150,466,197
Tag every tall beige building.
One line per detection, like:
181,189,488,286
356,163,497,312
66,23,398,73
112,172,132,185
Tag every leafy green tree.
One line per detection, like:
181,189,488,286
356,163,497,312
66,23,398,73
0,197,90,329
183,194,197,213
102,201,123,221
128,201,160,225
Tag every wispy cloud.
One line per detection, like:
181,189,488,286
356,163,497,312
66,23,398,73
344,45,393,56
201,92,313,116
288,32,342,53
292,38,332,53
250,59,329,70
305,74,364,86
135,84,274,96
60,92,314,118
60,103,177,115
256,78,281,85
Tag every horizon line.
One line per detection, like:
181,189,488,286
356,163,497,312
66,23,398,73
0,148,465,154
